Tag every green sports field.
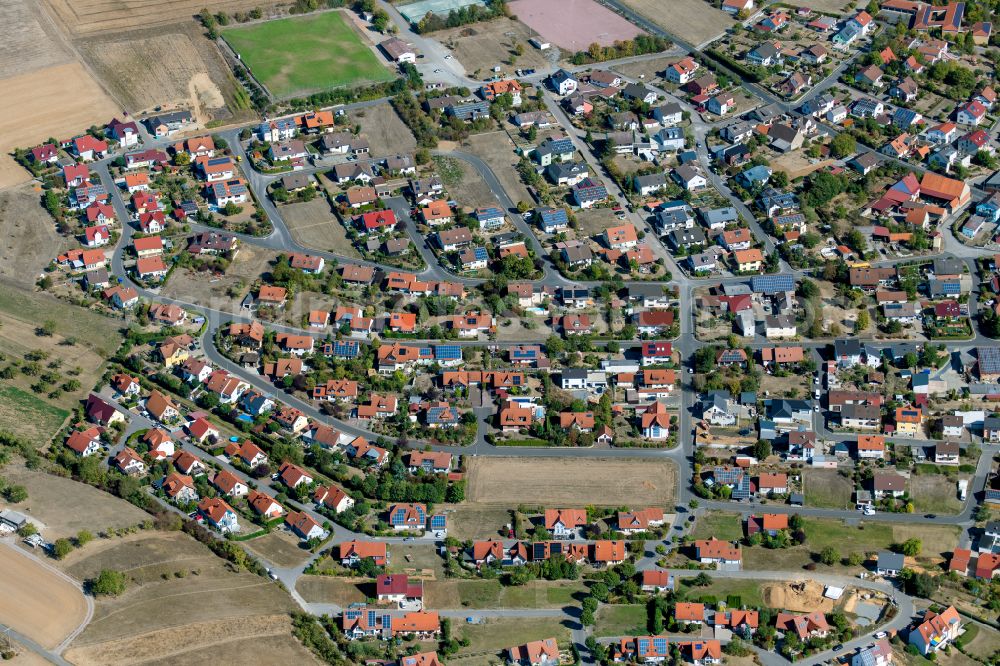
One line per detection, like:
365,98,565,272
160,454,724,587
223,11,395,98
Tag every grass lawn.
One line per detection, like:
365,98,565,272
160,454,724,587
680,577,764,608
452,617,570,655
223,11,394,98
594,604,648,637
690,512,743,541
742,518,961,570
0,384,70,447
425,579,584,609
804,469,854,509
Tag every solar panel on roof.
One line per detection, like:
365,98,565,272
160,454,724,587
368,609,376,626
436,345,461,359
654,638,668,652
980,347,1000,374
550,542,562,554
751,274,795,294
533,543,546,558
383,614,391,629
474,247,488,261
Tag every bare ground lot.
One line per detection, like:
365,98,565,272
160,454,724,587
462,132,532,206
347,103,417,157
910,474,965,514
76,24,242,123
618,0,734,47
0,184,74,287
438,504,512,540
162,244,276,314
0,463,148,539
244,531,312,568
425,578,583,609
435,18,556,75
509,0,645,52
759,371,810,399
280,197,360,257
0,543,88,650
803,468,854,509
466,457,677,507
771,153,836,180
576,208,625,238
611,56,684,82
449,155,503,209
296,576,369,605
64,531,297,654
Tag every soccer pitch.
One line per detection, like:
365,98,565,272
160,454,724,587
224,11,394,98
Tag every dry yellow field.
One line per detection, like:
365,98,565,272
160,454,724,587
0,0,72,78
0,62,119,188
0,184,75,286
466,456,677,507
0,544,88,650
64,531,301,661
77,26,231,120
65,615,321,666
619,0,734,47
1,465,148,539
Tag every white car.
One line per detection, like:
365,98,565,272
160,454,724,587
874,632,887,639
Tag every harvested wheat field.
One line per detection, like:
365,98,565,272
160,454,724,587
761,580,836,614
0,62,119,188
0,0,73,78
0,543,88,650
42,0,269,36
77,25,238,121
466,457,676,507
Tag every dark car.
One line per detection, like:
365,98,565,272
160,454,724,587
833,645,844,652
925,513,937,519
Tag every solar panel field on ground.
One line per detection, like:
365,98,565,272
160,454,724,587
223,11,394,98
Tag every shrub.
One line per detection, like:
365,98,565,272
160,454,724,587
90,569,127,596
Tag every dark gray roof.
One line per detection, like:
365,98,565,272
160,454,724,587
877,551,905,570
